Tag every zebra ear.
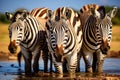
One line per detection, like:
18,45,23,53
5,12,13,21
22,11,29,19
47,10,53,19
107,7,117,18
98,6,106,19
64,8,71,19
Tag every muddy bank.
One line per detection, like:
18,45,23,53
0,71,120,80
107,50,120,58
0,50,120,60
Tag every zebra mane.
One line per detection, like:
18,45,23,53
80,4,100,14
80,4,106,18
12,9,29,22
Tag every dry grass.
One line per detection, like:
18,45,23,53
112,25,120,41
0,23,120,53
0,23,9,52
110,25,120,51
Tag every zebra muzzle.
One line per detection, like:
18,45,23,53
8,40,17,54
56,45,64,56
54,45,64,62
101,39,110,54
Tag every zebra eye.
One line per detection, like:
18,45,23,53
65,29,68,33
50,27,53,33
19,28,22,31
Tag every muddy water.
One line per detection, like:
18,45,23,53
0,58,120,79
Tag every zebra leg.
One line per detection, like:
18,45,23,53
33,51,40,73
96,50,106,73
51,53,63,74
54,62,63,74
49,53,53,72
92,52,97,72
76,52,82,72
67,53,77,74
83,52,92,73
22,51,32,75
63,58,68,72
42,49,49,72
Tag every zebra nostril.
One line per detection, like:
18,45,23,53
108,46,110,49
104,48,107,52
8,47,14,53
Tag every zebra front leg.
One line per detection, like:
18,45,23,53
96,50,106,73
67,53,77,74
22,51,32,75
42,49,49,72
76,52,82,72
83,52,92,73
49,53,53,72
33,51,40,73
51,53,63,74
54,62,63,74
92,52,97,72
63,58,68,72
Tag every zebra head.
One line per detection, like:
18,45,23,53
46,7,72,62
92,7,117,54
79,4,106,30
5,9,29,53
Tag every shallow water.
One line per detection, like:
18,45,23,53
0,58,120,79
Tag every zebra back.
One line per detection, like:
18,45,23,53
30,8,48,19
30,8,50,31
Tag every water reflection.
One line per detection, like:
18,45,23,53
0,58,120,79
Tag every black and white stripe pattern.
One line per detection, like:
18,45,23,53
46,7,83,74
79,4,117,73
6,9,49,74
30,8,53,72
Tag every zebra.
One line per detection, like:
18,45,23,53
45,7,83,74
30,8,53,72
8,8,53,72
5,9,50,75
79,4,117,73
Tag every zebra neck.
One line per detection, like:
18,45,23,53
21,21,39,49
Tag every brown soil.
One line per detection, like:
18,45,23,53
107,50,120,58
0,50,120,61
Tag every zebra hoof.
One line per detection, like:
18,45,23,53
86,67,92,73
96,69,103,73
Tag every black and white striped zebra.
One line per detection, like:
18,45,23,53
5,9,49,75
30,7,54,72
79,4,117,73
45,7,83,74
7,8,53,73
